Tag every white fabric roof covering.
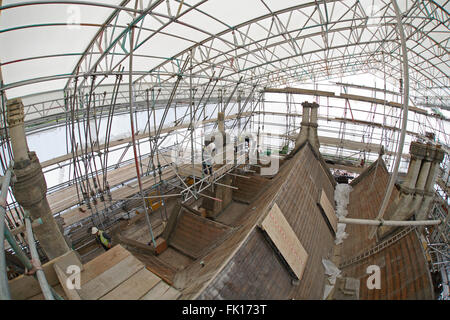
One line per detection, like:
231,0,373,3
0,0,448,110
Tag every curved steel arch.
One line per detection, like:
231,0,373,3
0,0,448,108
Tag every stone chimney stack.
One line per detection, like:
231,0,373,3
218,111,225,135
295,102,310,148
378,141,445,238
295,101,320,151
308,102,320,151
416,145,445,220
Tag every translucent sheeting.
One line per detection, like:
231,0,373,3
0,0,448,102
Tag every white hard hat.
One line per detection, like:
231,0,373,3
91,227,99,235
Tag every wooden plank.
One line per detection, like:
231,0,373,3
264,87,336,97
54,263,82,300
28,284,67,300
41,113,250,169
79,254,144,300
140,281,181,300
61,167,177,227
41,151,174,221
8,250,81,300
100,268,161,300
341,93,428,115
327,163,365,174
260,203,308,280
161,202,182,240
145,266,174,286
9,269,57,300
390,101,428,115
53,250,84,273
81,245,131,285
116,234,156,255
263,88,429,117
169,210,232,259
177,164,203,177
140,281,170,300
318,189,338,233
160,286,181,300
131,252,177,285
51,250,84,300
48,158,149,213
258,132,412,160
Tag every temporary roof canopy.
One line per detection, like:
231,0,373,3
0,0,448,110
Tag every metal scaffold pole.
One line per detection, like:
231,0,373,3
369,0,410,239
189,48,196,195
24,211,54,300
0,162,13,300
128,22,156,247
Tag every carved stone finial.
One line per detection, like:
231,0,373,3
6,98,25,128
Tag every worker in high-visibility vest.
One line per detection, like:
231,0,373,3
91,227,112,251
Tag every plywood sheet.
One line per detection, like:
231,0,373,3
260,203,308,280
318,189,338,233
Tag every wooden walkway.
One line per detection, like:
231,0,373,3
60,165,178,227
8,114,252,231
75,245,181,300
9,245,180,300
58,245,180,300
6,151,178,231
40,113,251,169
49,151,173,214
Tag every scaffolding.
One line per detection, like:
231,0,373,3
0,0,448,300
